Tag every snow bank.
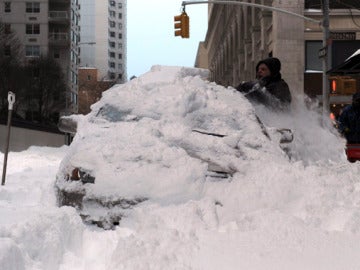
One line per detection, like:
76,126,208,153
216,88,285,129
2,65,360,270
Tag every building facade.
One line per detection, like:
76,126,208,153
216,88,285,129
199,0,360,115
78,67,114,114
0,0,80,114
78,0,127,83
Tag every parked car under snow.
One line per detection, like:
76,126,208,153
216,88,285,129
55,65,292,229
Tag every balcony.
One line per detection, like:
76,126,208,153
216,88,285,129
49,11,69,23
49,0,70,3
49,32,69,47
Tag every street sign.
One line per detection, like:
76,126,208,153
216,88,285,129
319,46,327,59
330,32,356,40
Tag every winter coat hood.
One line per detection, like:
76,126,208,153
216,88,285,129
256,57,281,77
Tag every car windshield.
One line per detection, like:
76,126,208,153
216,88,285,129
95,105,136,122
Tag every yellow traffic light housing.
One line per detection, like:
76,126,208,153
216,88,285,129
329,76,356,95
174,11,189,38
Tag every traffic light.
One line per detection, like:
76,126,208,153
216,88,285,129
174,11,189,38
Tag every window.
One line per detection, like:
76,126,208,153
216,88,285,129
87,75,91,80
118,63,122,69
109,52,115,58
71,71,78,84
109,21,115,28
109,62,115,68
331,40,360,67
110,31,115,38
109,72,115,79
118,23,122,29
26,24,40,34
26,2,40,13
305,41,322,71
4,46,11,56
118,43,122,49
109,10,115,17
305,40,360,72
109,1,115,7
118,13,122,19
4,2,11,12
109,41,115,48
118,53,122,59
25,45,40,57
71,30,77,42
71,50,76,62
118,3,122,8
118,33,122,39
53,50,60,59
4,24,11,34
71,92,78,105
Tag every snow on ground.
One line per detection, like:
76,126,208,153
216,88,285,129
1,65,360,270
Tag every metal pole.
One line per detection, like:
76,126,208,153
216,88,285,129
2,92,16,186
182,1,321,24
322,0,330,123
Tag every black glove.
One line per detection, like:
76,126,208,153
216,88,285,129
236,81,256,93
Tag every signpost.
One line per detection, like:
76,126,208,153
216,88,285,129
322,0,330,124
2,92,16,186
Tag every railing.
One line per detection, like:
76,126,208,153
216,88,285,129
49,11,69,20
49,33,68,43
48,0,70,3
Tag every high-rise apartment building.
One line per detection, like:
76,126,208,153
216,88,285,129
78,0,127,83
0,0,81,114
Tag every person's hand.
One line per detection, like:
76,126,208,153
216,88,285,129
237,81,256,93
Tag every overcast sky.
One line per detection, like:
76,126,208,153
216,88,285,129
127,0,208,78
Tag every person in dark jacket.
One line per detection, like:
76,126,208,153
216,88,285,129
338,92,360,143
236,57,291,110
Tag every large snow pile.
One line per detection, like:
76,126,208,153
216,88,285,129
56,65,288,204
1,65,360,270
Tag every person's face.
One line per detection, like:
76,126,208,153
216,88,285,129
256,63,271,79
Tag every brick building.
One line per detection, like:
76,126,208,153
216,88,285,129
78,67,114,114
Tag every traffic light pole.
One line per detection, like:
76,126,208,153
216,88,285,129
181,0,331,122
182,1,321,24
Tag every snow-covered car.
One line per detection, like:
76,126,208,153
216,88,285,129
55,65,292,229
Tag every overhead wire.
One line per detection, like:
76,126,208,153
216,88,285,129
334,0,360,10
334,0,360,29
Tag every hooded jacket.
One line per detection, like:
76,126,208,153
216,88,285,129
237,57,292,110
338,92,360,143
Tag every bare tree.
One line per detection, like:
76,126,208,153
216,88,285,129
23,56,67,125
0,21,23,116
